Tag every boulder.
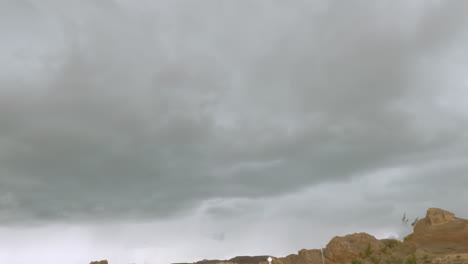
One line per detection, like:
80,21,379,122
324,233,384,263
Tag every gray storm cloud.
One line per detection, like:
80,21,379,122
1,0,468,232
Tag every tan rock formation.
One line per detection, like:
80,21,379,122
426,208,455,225
324,232,384,263
408,208,468,254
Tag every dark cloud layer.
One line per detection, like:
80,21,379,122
1,0,468,235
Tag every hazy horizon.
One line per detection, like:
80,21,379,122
1,1,468,263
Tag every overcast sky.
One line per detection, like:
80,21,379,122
1,1,468,264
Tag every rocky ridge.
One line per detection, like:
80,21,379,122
175,208,468,264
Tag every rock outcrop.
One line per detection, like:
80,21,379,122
406,208,468,254
426,208,455,225
179,256,276,264
324,232,385,263
90,261,108,264
280,249,332,264
175,208,468,264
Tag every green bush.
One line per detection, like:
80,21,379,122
381,239,401,249
380,246,388,254
364,243,373,258
370,256,381,264
405,255,416,264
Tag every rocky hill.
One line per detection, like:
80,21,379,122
175,208,468,264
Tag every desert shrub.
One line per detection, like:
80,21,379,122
370,256,381,264
364,243,373,258
380,246,388,254
381,239,401,249
384,256,403,264
405,255,416,264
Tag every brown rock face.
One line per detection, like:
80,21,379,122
90,261,108,264
228,256,271,264
324,233,384,263
280,249,335,264
426,208,455,225
410,208,468,254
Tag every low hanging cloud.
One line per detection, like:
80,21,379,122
1,0,468,229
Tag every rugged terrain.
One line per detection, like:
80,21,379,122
173,208,468,264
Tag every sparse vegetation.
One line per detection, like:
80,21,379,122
370,255,381,264
364,243,373,258
381,239,401,249
405,255,416,264
380,246,388,254
359,243,373,258
384,255,403,264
